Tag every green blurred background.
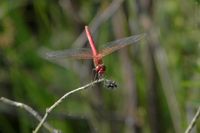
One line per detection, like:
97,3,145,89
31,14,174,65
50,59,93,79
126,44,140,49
0,0,199,133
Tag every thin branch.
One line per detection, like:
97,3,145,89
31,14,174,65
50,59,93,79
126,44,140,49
33,78,105,133
0,97,58,133
185,106,200,133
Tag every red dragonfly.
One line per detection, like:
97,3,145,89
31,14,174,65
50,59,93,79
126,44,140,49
47,26,145,78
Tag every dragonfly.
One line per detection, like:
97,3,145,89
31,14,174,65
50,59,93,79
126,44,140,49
47,26,145,78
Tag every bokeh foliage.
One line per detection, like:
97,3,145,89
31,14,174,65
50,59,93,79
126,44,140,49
0,0,199,133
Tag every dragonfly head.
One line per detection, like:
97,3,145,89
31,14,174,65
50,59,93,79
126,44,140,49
96,64,106,77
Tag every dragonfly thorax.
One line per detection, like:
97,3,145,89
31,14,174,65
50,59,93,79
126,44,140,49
96,64,106,77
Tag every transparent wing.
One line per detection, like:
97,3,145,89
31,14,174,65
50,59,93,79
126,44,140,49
100,33,146,57
46,48,94,59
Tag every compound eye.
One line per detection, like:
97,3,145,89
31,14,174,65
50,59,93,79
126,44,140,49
100,65,106,73
95,66,100,71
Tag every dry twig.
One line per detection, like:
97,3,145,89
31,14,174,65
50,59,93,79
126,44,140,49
0,97,58,133
185,106,200,133
33,78,105,133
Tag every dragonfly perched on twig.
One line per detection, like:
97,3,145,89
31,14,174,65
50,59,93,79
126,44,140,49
47,26,145,79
